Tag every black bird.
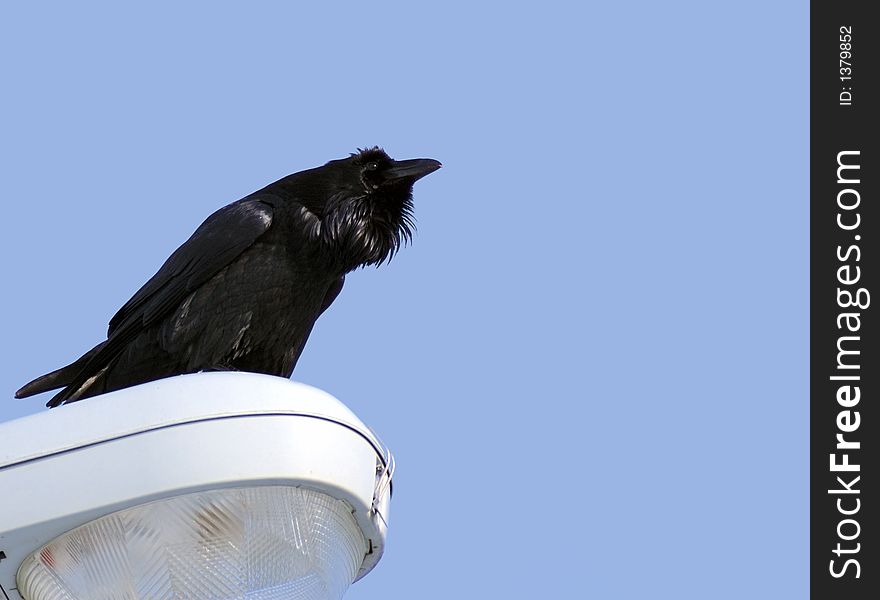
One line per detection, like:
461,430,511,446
16,147,441,407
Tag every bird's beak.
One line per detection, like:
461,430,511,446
385,158,442,183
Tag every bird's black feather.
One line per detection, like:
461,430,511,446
109,199,274,336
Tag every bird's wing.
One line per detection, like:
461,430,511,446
108,198,274,335
51,198,275,405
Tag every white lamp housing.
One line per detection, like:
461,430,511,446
0,373,393,600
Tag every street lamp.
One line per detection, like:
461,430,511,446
0,372,393,600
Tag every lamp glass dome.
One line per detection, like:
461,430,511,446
17,486,367,600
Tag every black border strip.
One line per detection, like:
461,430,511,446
811,4,877,598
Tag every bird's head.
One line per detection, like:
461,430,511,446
313,147,441,203
304,147,441,268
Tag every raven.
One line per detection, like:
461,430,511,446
16,147,441,407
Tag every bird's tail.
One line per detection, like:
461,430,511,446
15,342,107,400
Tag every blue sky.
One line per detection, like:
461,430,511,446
0,2,808,598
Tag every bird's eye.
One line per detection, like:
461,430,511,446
366,162,379,171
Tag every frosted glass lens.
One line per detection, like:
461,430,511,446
17,486,367,600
